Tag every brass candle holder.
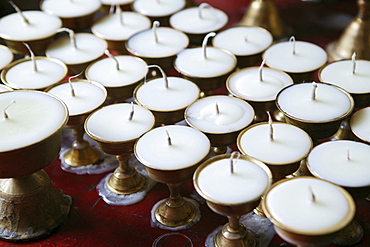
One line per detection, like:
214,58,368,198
193,153,272,247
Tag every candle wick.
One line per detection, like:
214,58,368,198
147,65,168,89
22,42,37,72
259,57,267,82
198,3,212,19
347,148,350,161
105,49,120,70
68,71,83,97
215,102,220,115
128,102,134,121
3,100,16,119
310,81,318,101
202,32,216,60
152,21,160,44
229,151,240,174
351,52,356,75
244,35,248,42
289,36,296,55
308,186,316,203
9,0,30,24
109,3,115,14
57,27,77,50
267,111,274,141
166,130,172,146
115,4,123,26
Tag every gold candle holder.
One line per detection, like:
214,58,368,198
193,153,272,247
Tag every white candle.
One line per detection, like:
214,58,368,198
132,0,186,18
100,0,134,4
2,57,67,90
169,3,228,34
91,11,151,42
85,55,148,88
135,125,210,170
307,140,370,188
212,26,273,57
45,32,108,65
0,10,62,41
85,103,155,142
0,45,13,70
265,177,354,234
41,0,101,18
185,95,254,134
47,80,107,116
227,66,293,102
350,106,370,142
319,59,370,94
263,38,327,73
0,90,68,152
238,122,312,165
277,82,353,122
126,23,189,58
195,156,271,204
134,76,199,111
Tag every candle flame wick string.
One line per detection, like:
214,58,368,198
128,102,134,121
3,100,15,119
68,71,84,97
352,52,356,75
152,21,160,44
289,36,296,55
267,111,274,141
215,102,220,115
229,151,240,174
57,27,77,50
147,65,168,89
22,42,37,72
105,49,120,71
259,57,267,82
347,148,350,161
198,3,212,19
202,32,216,60
310,81,318,101
165,130,172,146
115,4,123,26
308,186,316,203
9,0,29,24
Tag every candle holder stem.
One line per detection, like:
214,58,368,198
63,126,101,167
155,182,196,227
212,146,228,155
107,154,145,194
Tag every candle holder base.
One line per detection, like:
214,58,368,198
331,220,364,246
151,197,201,230
62,145,101,167
106,165,146,195
0,170,72,241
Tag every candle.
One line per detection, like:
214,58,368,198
132,0,186,21
350,106,370,143
0,45,13,71
238,122,312,165
85,103,155,143
276,82,353,122
135,125,210,170
307,140,370,188
264,177,355,234
195,154,271,204
185,95,254,134
0,90,68,152
46,80,107,116
1,57,67,90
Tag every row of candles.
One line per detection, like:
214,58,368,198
0,0,370,246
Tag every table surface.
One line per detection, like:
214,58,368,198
0,0,369,247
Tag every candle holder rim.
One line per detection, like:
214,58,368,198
131,0,186,18
1,56,68,90
262,176,356,236
275,81,355,124
184,95,255,135
0,44,13,69
236,121,313,166
193,153,272,206
39,0,102,18
350,108,370,143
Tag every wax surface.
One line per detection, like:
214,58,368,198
350,106,370,142
0,45,13,70
86,56,147,87
135,77,199,111
320,60,370,94
47,81,106,116
135,125,210,170
213,26,273,56
4,58,66,90
0,11,62,41
227,67,293,101
238,123,312,164
0,91,67,152
175,47,236,78
266,177,352,234
41,0,101,18
308,140,370,187
92,11,151,41
170,6,228,34
186,95,254,134
197,158,270,204
264,41,327,73
277,83,352,122
46,33,107,65
127,27,189,58
133,0,185,17
85,103,155,142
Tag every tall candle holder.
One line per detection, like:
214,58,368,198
134,125,210,229
193,153,272,247
0,90,72,241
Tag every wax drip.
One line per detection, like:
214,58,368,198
105,50,120,71
3,100,15,119
229,151,240,174
147,65,168,89
202,32,216,60
22,42,37,72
